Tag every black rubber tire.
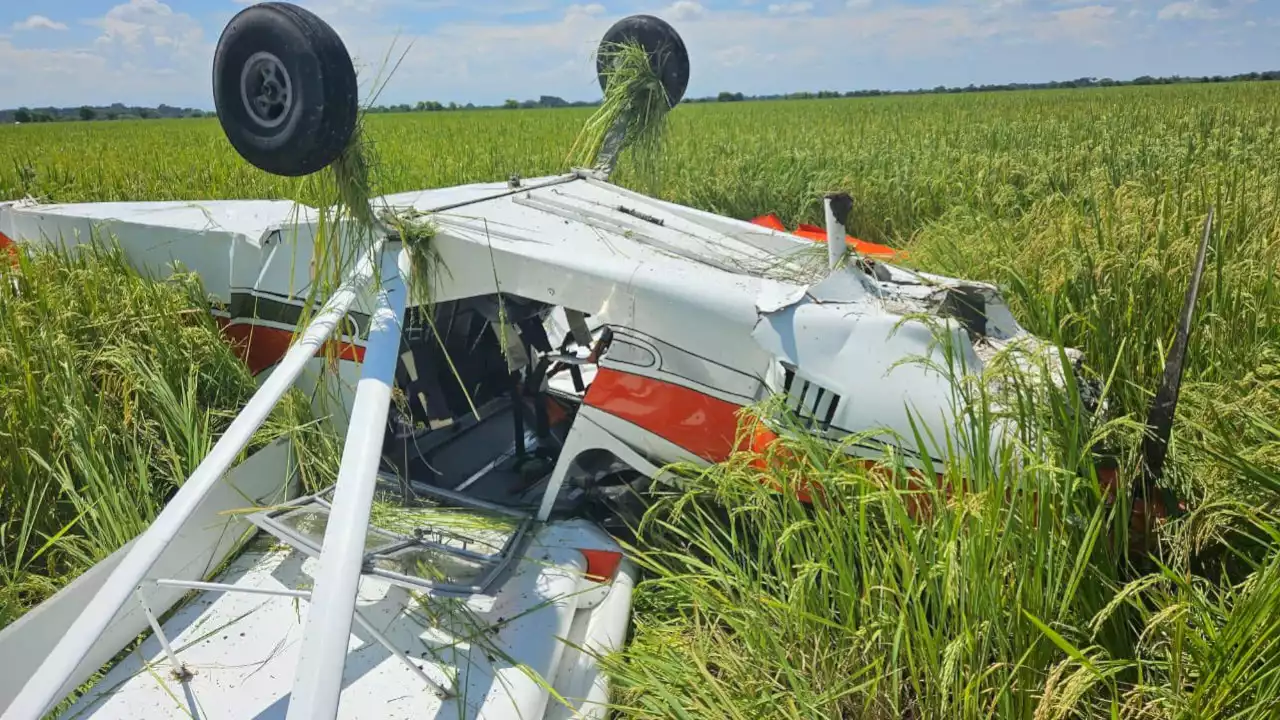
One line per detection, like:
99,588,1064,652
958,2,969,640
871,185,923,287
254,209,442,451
596,14,690,108
213,2,358,177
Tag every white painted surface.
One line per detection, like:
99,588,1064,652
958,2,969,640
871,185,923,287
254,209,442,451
536,521,637,720
2,199,300,242
379,174,572,213
0,199,301,303
0,438,298,716
547,559,636,720
55,520,627,720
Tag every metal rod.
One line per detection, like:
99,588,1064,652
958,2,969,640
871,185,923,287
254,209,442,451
2,243,384,720
135,590,183,676
453,442,520,493
367,567,483,598
422,173,576,215
397,536,496,565
592,116,630,178
1139,207,1215,503
390,472,532,518
286,261,408,720
151,579,451,698
154,578,310,599
350,610,451,699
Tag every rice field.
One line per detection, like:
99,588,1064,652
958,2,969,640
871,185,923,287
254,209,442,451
4,80,1280,717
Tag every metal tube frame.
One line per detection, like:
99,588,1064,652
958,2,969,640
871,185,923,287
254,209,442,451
134,590,184,677
285,257,409,720
155,578,309,599
149,579,451,698
2,242,385,720
244,485,531,598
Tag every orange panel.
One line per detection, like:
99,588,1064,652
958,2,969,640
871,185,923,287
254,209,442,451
754,217,903,260
584,370,836,504
744,418,819,503
794,223,828,240
586,366,1125,524
851,239,901,259
579,549,624,582
584,368,745,463
749,214,787,232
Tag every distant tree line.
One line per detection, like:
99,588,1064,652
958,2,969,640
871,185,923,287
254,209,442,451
0,95,593,123
362,96,599,113
689,70,1280,103
1,103,208,124
6,71,1280,123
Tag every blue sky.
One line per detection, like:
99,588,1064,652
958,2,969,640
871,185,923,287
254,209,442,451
1,0,1276,109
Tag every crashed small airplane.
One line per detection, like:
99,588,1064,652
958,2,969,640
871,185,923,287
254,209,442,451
0,3,1205,718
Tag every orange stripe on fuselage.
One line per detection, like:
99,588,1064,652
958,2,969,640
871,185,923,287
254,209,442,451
584,367,826,502
583,367,1124,525
582,367,948,509
584,368,746,463
215,318,365,375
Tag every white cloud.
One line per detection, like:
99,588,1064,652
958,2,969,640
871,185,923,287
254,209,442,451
1054,5,1117,24
12,15,68,32
1158,1,1218,20
1157,0,1254,21
713,45,753,68
767,2,813,15
665,1,708,21
846,0,873,8
563,3,605,19
90,0,205,55
1047,4,1117,42
0,0,211,108
335,2,1010,103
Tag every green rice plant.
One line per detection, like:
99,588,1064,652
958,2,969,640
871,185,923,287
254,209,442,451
599,326,1137,719
1029,413,1280,720
380,206,442,304
332,124,378,233
5,83,1279,242
368,496,518,550
0,238,326,631
567,39,673,192
908,182,1280,510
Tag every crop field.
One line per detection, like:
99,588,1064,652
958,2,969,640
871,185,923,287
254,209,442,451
4,81,1280,717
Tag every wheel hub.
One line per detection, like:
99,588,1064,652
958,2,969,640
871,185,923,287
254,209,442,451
239,51,293,129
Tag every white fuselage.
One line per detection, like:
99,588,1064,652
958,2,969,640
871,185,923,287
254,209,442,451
0,171,1074,479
